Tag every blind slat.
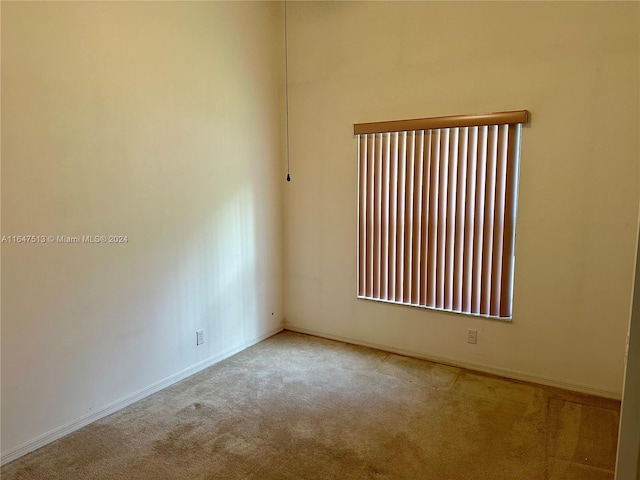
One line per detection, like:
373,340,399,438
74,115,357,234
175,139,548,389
412,131,424,305
480,126,498,315
381,133,390,300
420,130,433,306
491,125,509,316
404,132,416,304
367,135,375,298
427,130,440,307
453,127,469,312
436,129,449,309
388,133,399,301
462,126,478,314
445,128,459,311
396,133,407,301
472,126,487,314
358,135,367,297
373,134,382,299
500,124,521,317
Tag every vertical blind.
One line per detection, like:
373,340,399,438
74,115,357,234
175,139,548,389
355,111,528,319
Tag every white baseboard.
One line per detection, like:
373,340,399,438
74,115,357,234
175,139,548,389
284,324,622,401
1,326,284,466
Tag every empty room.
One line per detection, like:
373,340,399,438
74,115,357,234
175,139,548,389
1,1,639,479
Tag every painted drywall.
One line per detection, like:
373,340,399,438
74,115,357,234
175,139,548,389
616,212,640,479
283,1,640,397
1,1,285,457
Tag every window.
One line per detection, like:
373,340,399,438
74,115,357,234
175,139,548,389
354,110,528,319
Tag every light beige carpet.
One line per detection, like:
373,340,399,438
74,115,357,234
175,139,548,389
1,331,621,479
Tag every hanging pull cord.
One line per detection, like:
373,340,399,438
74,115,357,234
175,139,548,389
284,1,291,182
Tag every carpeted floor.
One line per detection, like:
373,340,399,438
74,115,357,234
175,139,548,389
1,331,621,479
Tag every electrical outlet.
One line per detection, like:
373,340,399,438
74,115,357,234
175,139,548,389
467,329,477,344
196,330,204,346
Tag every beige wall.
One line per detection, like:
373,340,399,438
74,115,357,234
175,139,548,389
1,1,285,457
284,1,640,397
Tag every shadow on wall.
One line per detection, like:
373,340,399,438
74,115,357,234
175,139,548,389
172,185,259,354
